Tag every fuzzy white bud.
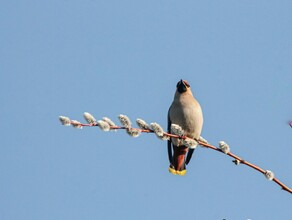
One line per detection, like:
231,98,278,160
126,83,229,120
83,112,96,125
219,141,230,154
59,116,71,126
171,124,185,136
118,114,132,128
126,128,141,137
182,138,198,149
97,120,111,131
161,135,170,141
71,120,83,129
232,159,241,165
265,170,275,181
150,122,165,138
136,118,150,130
199,136,208,144
102,117,116,127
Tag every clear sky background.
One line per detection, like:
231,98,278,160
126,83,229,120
1,1,291,219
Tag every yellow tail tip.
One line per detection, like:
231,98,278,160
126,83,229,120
176,169,187,176
168,167,177,175
168,167,187,176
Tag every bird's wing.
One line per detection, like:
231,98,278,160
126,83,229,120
167,107,173,164
185,148,194,165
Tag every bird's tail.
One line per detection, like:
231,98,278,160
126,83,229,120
168,146,188,176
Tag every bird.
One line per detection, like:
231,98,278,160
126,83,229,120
167,79,203,175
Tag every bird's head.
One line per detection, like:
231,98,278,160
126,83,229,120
176,79,190,94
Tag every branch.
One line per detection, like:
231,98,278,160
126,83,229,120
59,113,292,194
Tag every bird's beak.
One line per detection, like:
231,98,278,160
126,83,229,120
177,79,187,93
179,79,186,86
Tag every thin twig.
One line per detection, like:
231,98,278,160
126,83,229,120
197,141,291,194
67,119,292,194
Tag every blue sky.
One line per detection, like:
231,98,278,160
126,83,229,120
1,1,291,219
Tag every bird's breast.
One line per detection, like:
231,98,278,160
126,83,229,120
169,98,203,140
